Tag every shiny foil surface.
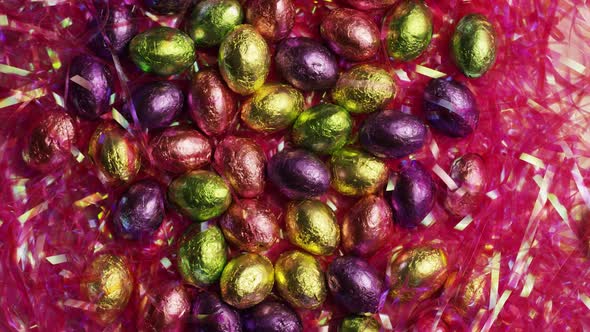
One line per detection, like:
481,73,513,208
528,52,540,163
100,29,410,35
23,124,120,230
390,160,436,227
189,291,242,332
274,250,327,309
285,200,340,256
126,81,184,129
330,147,388,196
177,226,227,285
241,299,303,332
68,55,113,120
186,0,244,47
219,199,279,252
143,0,191,15
246,0,295,42
220,253,275,309
452,14,497,78
87,4,137,58
140,282,190,332
291,103,352,155
150,126,212,174
240,84,304,133
343,0,396,10
444,153,487,217
340,315,381,332
382,0,433,61
332,64,396,114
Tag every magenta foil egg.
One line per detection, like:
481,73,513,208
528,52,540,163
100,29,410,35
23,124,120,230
88,4,137,58
320,8,380,61
390,160,436,228
68,55,113,120
141,282,190,332
125,81,184,129
151,126,212,173
444,153,487,217
189,291,242,332
219,199,279,252
343,0,396,10
246,0,295,42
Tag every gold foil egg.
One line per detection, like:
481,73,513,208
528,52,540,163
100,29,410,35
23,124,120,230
340,315,381,332
383,0,433,61
274,250,327,309
219,24,270,95
285,200,340,256
330,147,388,196
177,226,228,285
452,14,497,78
241,84,304,133
220,253,275,309
332,64,396,114
81,254,133,324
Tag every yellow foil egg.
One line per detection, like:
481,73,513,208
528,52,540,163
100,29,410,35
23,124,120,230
241,84,304,133
330,147,388,196
383,0,433,61
219,24,270,95
332,64,396,114
451,14,497,78
81,254,133,324
274,250,327,309
285,200,340,256
220,253,275,309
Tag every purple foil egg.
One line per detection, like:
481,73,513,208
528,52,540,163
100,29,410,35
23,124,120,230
112,179,165,239
326,256,384,314
68,55,113,120
189,291,242,332
360,110,426,159
268,149,330,200
242,300,303,332
423,78,478,137
126,81,184,129
390,160,436,228
88,4,137,58
275,37,339,91
141,282,190,332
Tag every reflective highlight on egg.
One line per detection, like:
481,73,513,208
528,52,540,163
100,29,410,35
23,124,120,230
344,0,396,10
23,111,76,171
330,147,388,196
88,5,137,58
332,64,396,114
151,126,212,174
424,78,478,137
274,250,327,309
189,291,242,332
390,160,436,227
187,0,244,47
340,315,381,332
68,55,113,120
125,81,184,129
241,84,304,133
246,0,295,41
242,300,303,332
215,136,266,198
177,226,227,285
292,103,352,155
285,200,340,256
141,282,190,332
342,195,393,256
220,253,275,309
320,9,380,61
220,199,279,252
452,14,497,78
383,0,433,61
130,27,195,76
444,153,487,217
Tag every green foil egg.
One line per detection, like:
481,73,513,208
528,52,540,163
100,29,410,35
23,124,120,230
330,147,388,196
332,64,396,114
452,14,497,78
274,250,327,309
219,24,270,95
129,27,195,76
340,315,381,332
177,226,227,285
241,84,304,133
187,0,244,47
220,253,274,309
383,0,433,61
168,170,231,222
285,200,340,256
292,104,352,155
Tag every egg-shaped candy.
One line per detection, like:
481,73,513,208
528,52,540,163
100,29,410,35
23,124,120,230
242,300,302,332
383,0,433,61
456,273,487,315
275,37,339,91
220,200,279,252
285,200,340,256
342,195,393,257
130,27,195,76
274,251,327,309
320,9,380,62
332,64,396,114
340,315,381,332
267,149,330,200
188,68,238,136
88,5,137,58
452,14,497,78
219,24,270,95
125,81,183,129
390,160,435,227
68,55,113,120
186,0,244,47
246,0,295,42
359,110,426,159
168,170,231,221
220,253,275,309
189,291,242,332
144,0,191,15
177,226,227,285
292,104,352,155
444,153,487,217
81,254,133,324
214,136,266,198
151,126,212,174
141,282,190,332
241,84,304,133
330,147,388,196
343,0,395,10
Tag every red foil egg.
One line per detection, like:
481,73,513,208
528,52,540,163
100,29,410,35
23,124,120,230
214,136,266,198
246,0,295,42
220,199,279,252
443,153,487,217
151,126,212,173
320,8,380,62
343,0,396,10
141,283,190,332
188,69,238,136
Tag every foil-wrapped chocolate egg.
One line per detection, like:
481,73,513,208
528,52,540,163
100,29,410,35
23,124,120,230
219,24,270,95
214,136,266,198
340,315,381,332
22,111,76,171
383,0,433,61
112,179,165,240
125,81,184,129
292,104,352,155
456,274,487,314
390,160,435,227
423,78,478,137
168,170,232,221
359,110,426,159
285,200,340,256
220,200,279,252
177,226,227,285
330,147,388,196
267,149,330,199
452,14,497,78
388,246,449,302
88,122,141,183
88,5,137,58
343,0,396,10
188,68,238,136
220,253,275,309
130,27,195,76
246,0,295,42
144,0,191,15
190,291,242,332
327,256,384,314
274,250,327,309
275,37,339,91
186,0,244,47
444,153,487,217
142,282,190,332
68,55,113,120
332,64,396,114
81,254,133,324
320,9,380,61
241,84,304,133
151,126,212,174
242,300,302,332
342,195,393,256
